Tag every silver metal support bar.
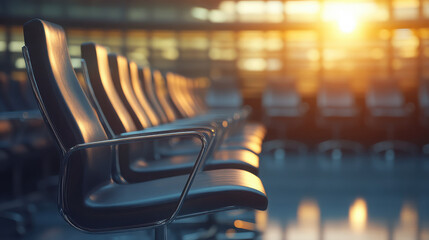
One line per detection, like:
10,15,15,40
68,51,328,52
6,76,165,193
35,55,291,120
154,225,167,240
61,127,215,229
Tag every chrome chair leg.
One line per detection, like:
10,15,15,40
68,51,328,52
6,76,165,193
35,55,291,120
155,225,167,240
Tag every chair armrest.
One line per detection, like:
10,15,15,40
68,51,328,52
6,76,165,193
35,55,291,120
66,127,216,163
167,114,233,129
207,105,251,121
128,122,226,153
63,126,216,224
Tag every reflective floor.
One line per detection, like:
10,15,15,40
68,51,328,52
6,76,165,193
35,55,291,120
260,152,429,240
2,152,429,240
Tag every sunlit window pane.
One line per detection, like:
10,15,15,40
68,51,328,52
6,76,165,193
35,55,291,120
151,31,179,62
393,0,419,20
285,1,320,22
126,31,149,66
323,0,389,25
239,31,265,53
0,26,5,53
210,31,236,61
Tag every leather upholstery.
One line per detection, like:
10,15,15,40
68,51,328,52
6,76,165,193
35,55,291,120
140,67,169,123
81,43,260,178
24,18,267,233
130,62,160,126
24,18,114,225
86,169,266,231
81,43,137,135
108,54,150,129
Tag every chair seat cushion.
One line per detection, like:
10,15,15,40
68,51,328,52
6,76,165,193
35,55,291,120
129,149,259,179
68,169,267,232
157,134,262,156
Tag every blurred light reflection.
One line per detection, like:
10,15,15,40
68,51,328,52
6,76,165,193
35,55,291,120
349,198,368,232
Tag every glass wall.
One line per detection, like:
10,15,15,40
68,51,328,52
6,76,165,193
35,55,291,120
0,0,428,99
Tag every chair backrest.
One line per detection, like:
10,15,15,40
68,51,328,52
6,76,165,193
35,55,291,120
24,19,113,229
81,43,137,135
366,78,404,108
129,62,160,126
81,44,155,182
108,54,151,129
318,79,355,108
262,77,301,108
419,79,429,109
140,67,169,123
185,77,208,113
152,70,179,122
190,77,211,112
206,77,243,108
165,73,196,118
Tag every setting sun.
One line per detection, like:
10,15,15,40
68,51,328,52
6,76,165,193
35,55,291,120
322,2,374,34
338,13,358,33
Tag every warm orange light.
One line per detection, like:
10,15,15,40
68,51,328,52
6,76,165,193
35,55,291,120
297,199,320,226
234,220,255,231
400,202,418,227
338,14,358,34
225,228,236,238
323,4,359,34
322,2,379,34
349,198,367,232
394,202,418,240
255,210,268,232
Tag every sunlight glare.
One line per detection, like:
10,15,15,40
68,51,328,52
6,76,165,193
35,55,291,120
349,198,367,232
338,13,357,33
322,2,375,34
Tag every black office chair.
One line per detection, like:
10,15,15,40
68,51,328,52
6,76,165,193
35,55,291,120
81,43,260,178
161,72,264,159
165,73,264,144
129,61,161,127
316,79,363,169
108,54,152,130
140,68,265,143
202,75,265,140
152,70,263,155
206,76,243,109
418,79,429,156
194,76,266,142
366,78,417,169
262,77,308,165
23,18,267,239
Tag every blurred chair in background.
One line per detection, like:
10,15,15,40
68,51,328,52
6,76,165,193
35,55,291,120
0,73,54,237
366,77,417,169
262,77,308,165
23,18,268,239
206,76,243,109
316,79,363,169
418,79,429,160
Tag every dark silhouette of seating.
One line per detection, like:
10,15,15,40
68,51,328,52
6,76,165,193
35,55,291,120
23,19,267,239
